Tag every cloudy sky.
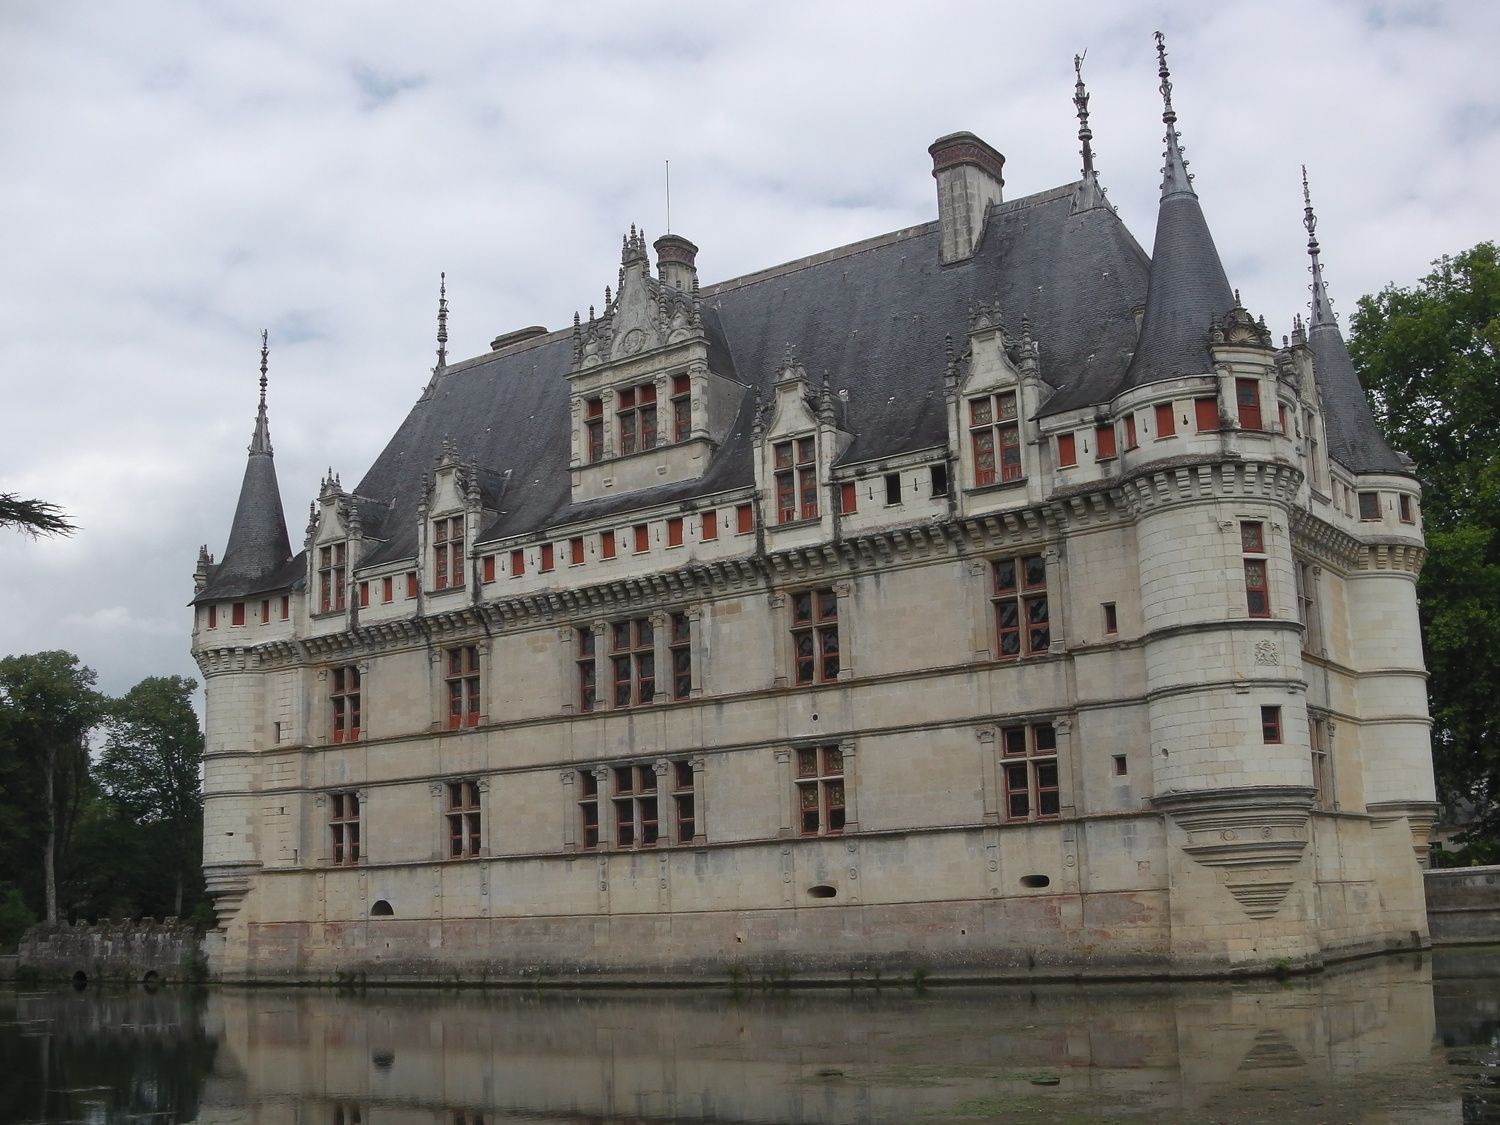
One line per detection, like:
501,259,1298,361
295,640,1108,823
1,1,1496,698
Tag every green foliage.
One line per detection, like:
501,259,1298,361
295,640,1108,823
0,492,76,538
0,883,35,952
1349,242,1500,844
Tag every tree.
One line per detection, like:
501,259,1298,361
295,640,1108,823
0,652,103,921
0,493,76,538
97,676,204,917
1348,241,1500,854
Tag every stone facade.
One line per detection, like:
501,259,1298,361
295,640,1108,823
191,49,1436,983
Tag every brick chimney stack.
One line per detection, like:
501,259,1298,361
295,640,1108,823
929,132,1005,264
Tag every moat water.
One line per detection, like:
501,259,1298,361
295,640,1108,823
4,949,1499,1124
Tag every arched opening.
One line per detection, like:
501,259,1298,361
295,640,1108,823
71,970,88,989
1020,874,1051,889
806,884,838,899
371,1048,396,1070
141,970,161,990
371,899,394,917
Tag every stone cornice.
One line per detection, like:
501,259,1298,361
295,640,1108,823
1288,506,1361,570
1354,540,1426,577
1115,456,1303,516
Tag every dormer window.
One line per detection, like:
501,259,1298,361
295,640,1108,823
433,516,465,591
672,374,691,441
970,392,1021,486
774,437,818,523
585,397,604,463
318,542,346,613
617,383,657,455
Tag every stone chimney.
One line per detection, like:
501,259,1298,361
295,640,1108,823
929,132,1005,264
654,233,699,292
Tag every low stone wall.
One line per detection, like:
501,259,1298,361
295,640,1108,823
1426,865,1500,944
18,919,202,983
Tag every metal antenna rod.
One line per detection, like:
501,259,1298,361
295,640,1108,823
665,159,672,234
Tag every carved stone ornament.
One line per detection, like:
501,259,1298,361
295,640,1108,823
1253,640,1279,666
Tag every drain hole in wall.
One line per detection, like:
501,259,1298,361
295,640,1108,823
1020,875,1051,889
807,884,838,899
371,899,395,916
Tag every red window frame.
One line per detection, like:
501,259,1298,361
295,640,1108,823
585,397,604,463
1057,433,1077,467
736,504,753,534
331,665,361,744
231,602,245,626
796,745,846,836
1242,521,1270,618
701,511,718,541
790,588,840,685
773,436,819,523
1195,397,1219,432
260,598,271,624
329,791,360,865
1095,423,1117,461
406,572,418,599
1261,706,1282,744
601,530,616,559
1001,723,1059,821
992,555,1050,659
433,517,465,591
446,780,481,859
672,759,696,842
280,595,290,620
970,391,1022,486
1124,415,1138,450
617,383,657,455
381,577,393,604
633,524,649,553
837,481,858,514
482,556,496,583
357,582,369,608
318,542,347,613
609,617,655,708
612,763,662,849
207,605,217,629
672,373,692,442
570,537,585,566
578,769,599,848
541,542,555,571
669,611,692,699
1236,378,1263,431
667,517,684,547
577,628,597,712
510,549,525,576
1399,494,1414,524
445,645,480,729
1154,402,1176,439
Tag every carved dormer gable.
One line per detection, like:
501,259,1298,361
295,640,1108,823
951,306,1042,493
754,349,851,534
1208,293,1281,436
421,441,486,598
308,469,353,618
566,226,747,506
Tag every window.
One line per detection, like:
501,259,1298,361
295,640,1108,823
510,548,525,576
701,511,718,541
791,588,840,685
970,391,1021,485
633,524,649,553
796,745,846,835
667,517,683,547
1123,415,1138,450
669,611,692,699
774,437,818,523
433,517,465,590
1235,378,1263,430
381,576,393,604
318,542,347,613
601,530,616,559
1195,397,1219,432
357,582,369,608
1112,754,1128,777
445,645,480,729
1001,722,1059,821
406,572,418,599
610,618,656,707
331,666,361,743
446,780,481,859
260,598,271,624
612,764,660,847
1154,402,1176,439
541,543,555,571
1310,715,1332,809
992,555,1049,659
578,770,599,848
1261,705,1282,744
280,594,290,620
1057,433,1077,467
838,481,858,514
617,383,657,455
930,463,949,497
672,373,691,442
672,759,696,842
570,537,585,565
884,473,902,506
1095,423,1116,461
577,628,597,712
1278,402,1289,434
207,605,217,628
1295,559,1320,654
329,792,360,865
1399,494,1414,524
1358,491,1381,521
585,396,604,463
736,503,754,534
482,555,496,583
1103,602,1117,635
232,602,245,626
1242,522,1270,618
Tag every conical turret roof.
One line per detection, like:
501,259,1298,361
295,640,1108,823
1122,34,1236,390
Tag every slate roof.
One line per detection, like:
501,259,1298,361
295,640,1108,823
197,430,293,602
1307,321,1407,475
348,181,1151,570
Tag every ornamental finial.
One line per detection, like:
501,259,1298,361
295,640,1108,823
1302,165,1335,328
1073,51,1095,177
1155,31,1175,128
258,329,269,405
435,272,449,371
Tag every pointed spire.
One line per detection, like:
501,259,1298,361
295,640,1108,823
435,272,449,371
1155,31,1194,200
250,330,273,455
1073,52,1095,177
1302,165,1335,329
1122,33,1235,390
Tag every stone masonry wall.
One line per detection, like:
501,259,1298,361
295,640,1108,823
18,919,202,983
1426,866,1500,944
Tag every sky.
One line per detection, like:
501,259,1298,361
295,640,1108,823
1,0,1497,699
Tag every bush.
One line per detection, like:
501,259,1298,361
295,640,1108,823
0,884,36,952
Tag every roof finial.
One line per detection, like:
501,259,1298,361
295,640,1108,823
1073,51,1095,177
258,329,269,406
1154,31,1195,200
435,272,449,371
1302,165,1336,328
250,329,273,456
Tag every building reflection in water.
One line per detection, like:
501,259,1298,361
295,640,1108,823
6,952,1484,1124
